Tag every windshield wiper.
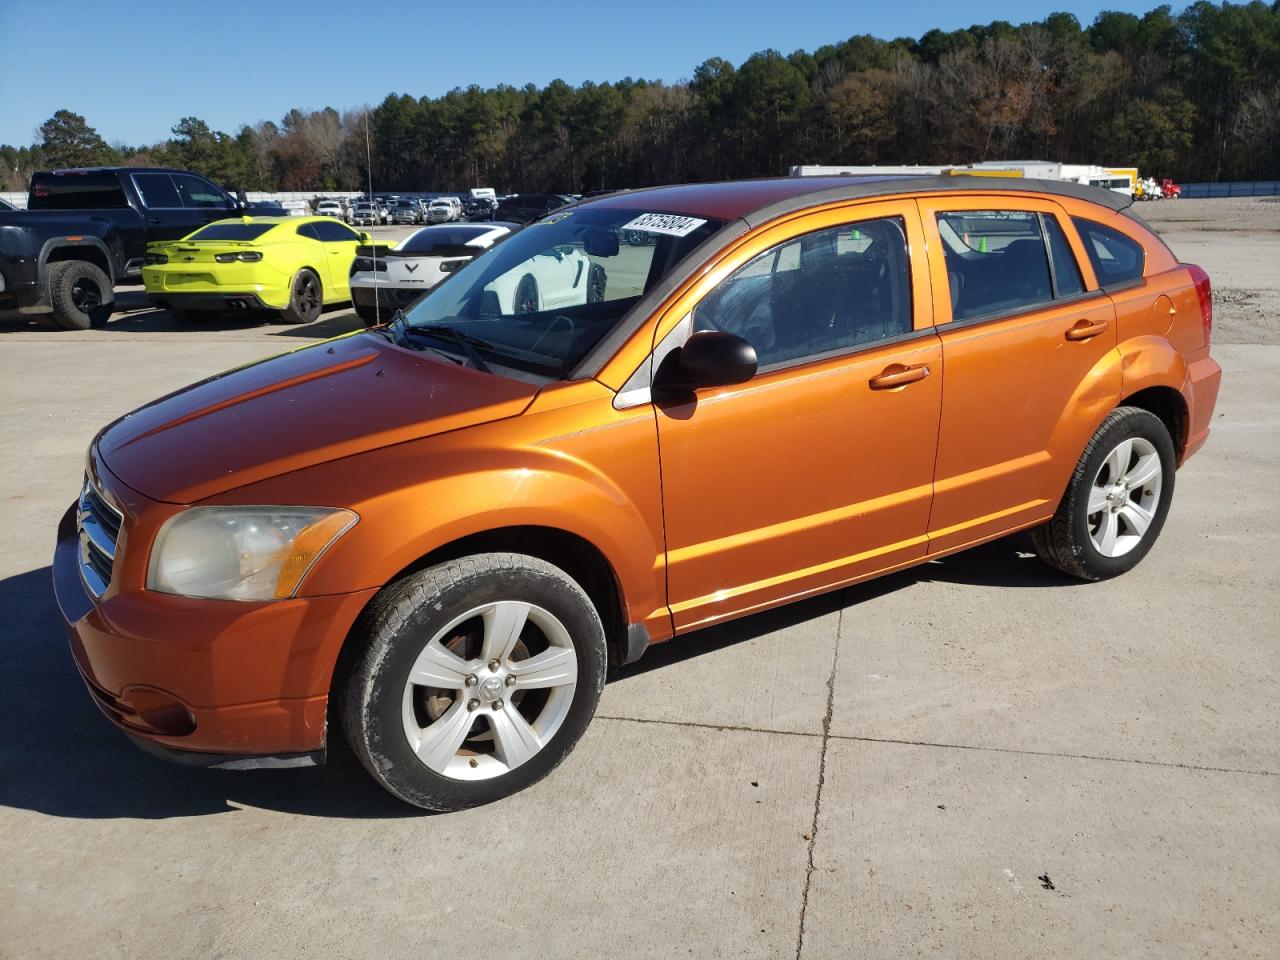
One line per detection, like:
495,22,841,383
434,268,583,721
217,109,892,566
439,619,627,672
396,316,492,373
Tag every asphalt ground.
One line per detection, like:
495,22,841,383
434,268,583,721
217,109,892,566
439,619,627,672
1,200,1276,958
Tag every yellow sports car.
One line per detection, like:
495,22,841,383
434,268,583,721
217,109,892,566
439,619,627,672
142,216,369,323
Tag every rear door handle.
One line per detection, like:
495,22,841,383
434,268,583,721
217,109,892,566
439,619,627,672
1065,318,1110,341
869,363,931,390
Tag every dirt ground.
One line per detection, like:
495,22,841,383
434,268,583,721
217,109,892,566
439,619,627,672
1139,196,1280,344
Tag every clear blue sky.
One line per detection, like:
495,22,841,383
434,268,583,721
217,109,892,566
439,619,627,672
0,0,1162,146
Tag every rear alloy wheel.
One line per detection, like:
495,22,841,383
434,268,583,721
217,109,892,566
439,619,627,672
1033,406,1175,580
513,274,539,315
48,260,113,330
587,263,607,303
340,553,607,811
277,269,322,324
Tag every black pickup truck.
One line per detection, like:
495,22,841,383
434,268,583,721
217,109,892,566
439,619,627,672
0,167,282,329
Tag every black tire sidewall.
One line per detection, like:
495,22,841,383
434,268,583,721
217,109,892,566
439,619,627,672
280,269,321,324
1071,410,1176,577
348,558,607,811
514,274,538,314
49,261,112,330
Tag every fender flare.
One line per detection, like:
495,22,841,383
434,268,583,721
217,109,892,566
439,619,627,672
38,235,123,294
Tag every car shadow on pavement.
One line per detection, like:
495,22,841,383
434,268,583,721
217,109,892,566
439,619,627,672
0,566,419,821
0,534,1073,820
612,531,1076,681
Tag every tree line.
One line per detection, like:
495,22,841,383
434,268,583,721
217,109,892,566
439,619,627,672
3,2,1277,195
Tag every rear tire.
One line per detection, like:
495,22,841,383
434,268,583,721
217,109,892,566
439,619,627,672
1032,406,1175,581
514,274,539,315
277,269,322,324
339,553,607,811
48,260,113,330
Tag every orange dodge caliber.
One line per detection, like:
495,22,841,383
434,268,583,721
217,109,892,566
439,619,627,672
54,176,1221,809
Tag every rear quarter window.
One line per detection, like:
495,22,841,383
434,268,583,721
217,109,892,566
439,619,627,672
190,222,277,241
28,172,127,210
1072,218,1146,287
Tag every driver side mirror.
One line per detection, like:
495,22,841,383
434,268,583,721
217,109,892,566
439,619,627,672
653,330,757,396
359,232,372,244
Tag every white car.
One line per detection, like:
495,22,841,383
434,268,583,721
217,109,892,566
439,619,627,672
426,197,462,223
315,200,346,221
483,239,607,315
349,222,519,325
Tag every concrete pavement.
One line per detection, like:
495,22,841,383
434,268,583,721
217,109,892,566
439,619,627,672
1,202,1276,957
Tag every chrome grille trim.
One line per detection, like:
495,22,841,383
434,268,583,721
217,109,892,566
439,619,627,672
77,475,123,599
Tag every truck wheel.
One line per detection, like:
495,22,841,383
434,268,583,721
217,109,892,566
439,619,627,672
339,553,607,811
48,260,113,330
276,269,322,324
1032,407,1175,581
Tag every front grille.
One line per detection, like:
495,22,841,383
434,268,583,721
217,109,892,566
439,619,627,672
77,475,123,599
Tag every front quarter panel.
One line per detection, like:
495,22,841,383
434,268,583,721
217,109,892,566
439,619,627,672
207,379,671,642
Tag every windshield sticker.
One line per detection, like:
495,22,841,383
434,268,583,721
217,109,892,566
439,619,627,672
621,213,708,237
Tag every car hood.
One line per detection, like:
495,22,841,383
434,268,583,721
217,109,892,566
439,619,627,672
97,332,540,503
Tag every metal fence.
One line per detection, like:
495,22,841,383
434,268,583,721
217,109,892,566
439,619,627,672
1180,181,1280,198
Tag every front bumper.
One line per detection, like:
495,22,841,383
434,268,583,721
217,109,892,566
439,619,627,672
52,472,377,767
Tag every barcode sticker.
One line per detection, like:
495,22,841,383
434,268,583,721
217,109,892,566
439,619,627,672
621,213,708,237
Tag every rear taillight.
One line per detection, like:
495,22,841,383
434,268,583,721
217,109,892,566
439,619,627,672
214,251,263,263
1186,264,1212,346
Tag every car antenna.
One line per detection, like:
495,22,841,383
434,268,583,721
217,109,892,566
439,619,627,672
364,110,381,326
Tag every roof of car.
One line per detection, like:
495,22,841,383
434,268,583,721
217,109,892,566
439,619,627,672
579,174,1133,223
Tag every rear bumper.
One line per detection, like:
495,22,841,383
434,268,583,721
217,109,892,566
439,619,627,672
1181,354,1222,461
351,284,425,310
53,498,378,765
149,291,280,312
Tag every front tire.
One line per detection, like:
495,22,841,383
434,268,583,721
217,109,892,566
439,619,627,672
1033,406,1175,581
48,260,113,330
339,553,607,811
277,269,322,324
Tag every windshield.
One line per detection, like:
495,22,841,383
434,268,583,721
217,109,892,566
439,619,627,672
402,206,726,376
400,226,501,252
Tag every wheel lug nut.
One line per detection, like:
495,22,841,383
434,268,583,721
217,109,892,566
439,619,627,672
505,675,516,687
469,758,479,768
464,675,477,687
493,699,504,710
488,659,500,672
467,699,479,711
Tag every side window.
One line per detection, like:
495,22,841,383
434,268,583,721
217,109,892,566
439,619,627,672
132,173,181,209
1072,218,1145,287
311,220,359,243
1042,215,1085,297
173,174,231,209
935,211,1053,321
296,223,322,242
694,217,912,368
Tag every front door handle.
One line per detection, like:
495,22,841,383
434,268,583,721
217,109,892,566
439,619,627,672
869,363,931,390
1065,318,1110,341
147,217,162,225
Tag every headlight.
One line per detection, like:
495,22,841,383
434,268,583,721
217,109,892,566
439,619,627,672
147,506,357,601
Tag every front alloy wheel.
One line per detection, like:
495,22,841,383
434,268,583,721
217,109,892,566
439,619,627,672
341,553,607,810
401,600,578,780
